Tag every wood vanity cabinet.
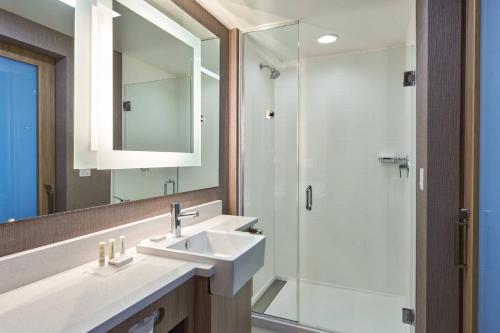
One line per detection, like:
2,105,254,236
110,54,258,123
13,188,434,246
108,277,252,333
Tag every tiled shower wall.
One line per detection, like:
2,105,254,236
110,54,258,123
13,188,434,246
245,33,415,304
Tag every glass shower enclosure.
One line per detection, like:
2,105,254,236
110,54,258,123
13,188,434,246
241,20,416,333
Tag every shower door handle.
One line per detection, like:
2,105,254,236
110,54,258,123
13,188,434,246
306,185,312,211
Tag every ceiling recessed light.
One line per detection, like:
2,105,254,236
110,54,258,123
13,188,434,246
317,34,338,44
58,0,121,17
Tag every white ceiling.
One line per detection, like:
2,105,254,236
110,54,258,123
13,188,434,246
196,0,414,60
0,0,412,68
0,0,219,76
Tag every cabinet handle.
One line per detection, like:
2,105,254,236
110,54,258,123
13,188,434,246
454,208,470,268
306,185,312,211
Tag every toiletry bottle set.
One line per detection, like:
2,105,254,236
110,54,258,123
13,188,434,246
98,236,133,267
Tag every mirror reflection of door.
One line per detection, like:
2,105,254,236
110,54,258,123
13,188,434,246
0,41,55,222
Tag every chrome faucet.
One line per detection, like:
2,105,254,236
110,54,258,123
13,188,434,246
171,203,199,237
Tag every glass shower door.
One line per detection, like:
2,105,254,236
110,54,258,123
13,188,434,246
297,41,416,333
242,20,415,333
243,23,300,322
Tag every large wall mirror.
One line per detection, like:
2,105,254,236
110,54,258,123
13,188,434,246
0,0,220,223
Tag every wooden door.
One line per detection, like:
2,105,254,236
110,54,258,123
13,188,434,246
0,41,55,216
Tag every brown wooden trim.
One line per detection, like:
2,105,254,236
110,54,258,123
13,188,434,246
194,277,251,333
416,1,463,332
463,0,480,332
0,40,56,216
37,49,56,215
227,29,239,215
0,1,235,257
171,0,229,38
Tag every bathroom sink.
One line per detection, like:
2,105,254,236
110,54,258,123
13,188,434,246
137,230,265,297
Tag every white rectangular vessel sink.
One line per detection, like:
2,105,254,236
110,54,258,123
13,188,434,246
137,230,265,297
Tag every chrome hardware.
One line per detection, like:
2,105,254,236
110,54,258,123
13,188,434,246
455,208,470,268
402,308,415,325
260,63,280,80
403,71,416,87
171,203,199,237
123,101,131,111
201,114,206,123
247,227,263,235
399,159,410,178
265,109,275,119
306,185,312,211
164,179,177,195
113,196,130,203
378,154,410,178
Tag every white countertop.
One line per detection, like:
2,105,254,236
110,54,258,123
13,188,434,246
0,214,257,333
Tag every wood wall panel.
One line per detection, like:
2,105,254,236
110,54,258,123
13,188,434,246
209,279,252,333
194,277,252,333
0,0,238,258
416,1,463,332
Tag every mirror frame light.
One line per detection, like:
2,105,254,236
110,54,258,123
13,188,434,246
74,0,202,169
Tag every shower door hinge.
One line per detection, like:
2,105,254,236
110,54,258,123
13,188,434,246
403,71,416,87
123,101,132,111
402,308,415,325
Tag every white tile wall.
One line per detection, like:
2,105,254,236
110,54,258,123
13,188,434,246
243,38,277,296
274,67,299,280
298,47,413,296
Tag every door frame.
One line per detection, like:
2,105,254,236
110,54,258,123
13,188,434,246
0,41,56,216
463,0,480,332
415,1,465,332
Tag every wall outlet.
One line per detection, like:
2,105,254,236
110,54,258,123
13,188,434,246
79,169,91,177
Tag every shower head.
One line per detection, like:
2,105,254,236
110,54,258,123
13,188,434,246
260,63,281,80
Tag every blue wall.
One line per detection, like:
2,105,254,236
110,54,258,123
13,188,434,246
479,0,500,331
0,56,38,222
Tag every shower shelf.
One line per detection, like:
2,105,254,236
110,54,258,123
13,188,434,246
378,154,409,178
